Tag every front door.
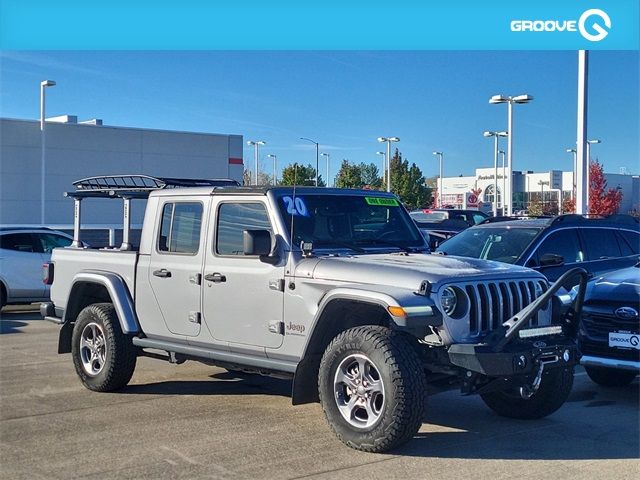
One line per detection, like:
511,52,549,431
148,200,206,337
201,200,284,349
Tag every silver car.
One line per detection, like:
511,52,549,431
0,228,73,308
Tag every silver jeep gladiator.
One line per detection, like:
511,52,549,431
42,175,587,452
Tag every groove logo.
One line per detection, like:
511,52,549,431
510,9,611,42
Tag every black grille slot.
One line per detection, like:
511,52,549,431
488,283,501,329
499,282,511,322
477,284,490,332
510,282,521,313
466,285,478,334
527,281,538,326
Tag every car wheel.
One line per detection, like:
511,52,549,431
318,326,426,452
480,367,574,419
71,303,137,391
585,366,637,387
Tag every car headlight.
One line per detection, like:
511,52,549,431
440,287,457,315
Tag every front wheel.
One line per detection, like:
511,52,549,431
318,326,426,453
71,303,137,391
585,366,637,387
480,367,574,419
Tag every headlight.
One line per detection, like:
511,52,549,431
440,287,457,315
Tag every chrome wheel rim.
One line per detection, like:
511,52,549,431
333,353,385,429
80,322,107,376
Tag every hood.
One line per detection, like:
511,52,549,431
298,252,541,291
584,266,640,304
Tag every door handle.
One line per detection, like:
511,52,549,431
204,272,226,283
153,269,172,278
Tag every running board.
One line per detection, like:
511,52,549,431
132,337,297,374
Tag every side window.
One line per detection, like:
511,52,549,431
0,233,36,252
36,233,72,253
617,230,640,255
581,228,621,260
472,214,486,225
535,229,583,264
157,202,203,254
216,203,272,256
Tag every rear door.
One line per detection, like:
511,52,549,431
580,227,640,276
148,200,206,337
0,233,46,299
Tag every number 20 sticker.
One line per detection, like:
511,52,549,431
282,196,309,217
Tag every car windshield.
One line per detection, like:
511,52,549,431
276,194,425,251
410,211,448,222
436,226,541,264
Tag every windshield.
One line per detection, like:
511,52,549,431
276,194,425,251
436,226,541,264
410,211,448,222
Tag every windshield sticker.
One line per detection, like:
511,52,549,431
365,197,399,207
282,196,310,217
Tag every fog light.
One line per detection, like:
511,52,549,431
563,349,570,362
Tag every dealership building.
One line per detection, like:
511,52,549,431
438,166,639,214
0,117,244,238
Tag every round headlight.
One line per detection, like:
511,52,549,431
441,287,457,315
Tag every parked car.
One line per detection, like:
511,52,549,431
0,227,73,307
436,214,640,284
576,264,639,387
410,209,489,249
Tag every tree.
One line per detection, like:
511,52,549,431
335,160,363,189
280,163,325,187
242,169,252,186
359,162,382,189
562,196,576,214
388,149,431,210
588,160,623,215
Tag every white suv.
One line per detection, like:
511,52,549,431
0,228,73,308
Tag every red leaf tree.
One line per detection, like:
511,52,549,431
588,160,623,216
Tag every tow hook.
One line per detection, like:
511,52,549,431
519,354,559,399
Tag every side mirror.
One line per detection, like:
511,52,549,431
243,230,273,256
539,253,564,267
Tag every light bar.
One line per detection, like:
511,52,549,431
518,325,563,339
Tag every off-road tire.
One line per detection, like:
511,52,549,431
318,326,426,453
71,303,137,391
585,366,637,387
480,367,574,419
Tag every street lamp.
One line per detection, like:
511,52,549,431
376,151,387,186
300,137,319,186
267,154,277,186
483,131,508,216
247,140,265,186
432,151,444,207
377,137,400,192
499,149,506,211
320,152,330,187
489,93,533,215
586,139,601,197
566,148,577,201
538,180,549,212
40,79,56,224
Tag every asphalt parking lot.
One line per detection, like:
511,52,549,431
1,306,638,480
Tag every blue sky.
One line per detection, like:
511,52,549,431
0,51,638,180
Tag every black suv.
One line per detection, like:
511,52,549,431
435,215,640,284
577,264,639,387
410,209,489,249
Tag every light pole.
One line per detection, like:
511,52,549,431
377,137,400,192
40,79,56,224
267,154,277,185
432,151,443,207
483,131,508,216
566,148,577,201
586,139,601,200
320,152,330,187
300,137,319,186
538,180,549,212
489,94,533,215
499,149,506,211
247,140,265,186
376,151,387,187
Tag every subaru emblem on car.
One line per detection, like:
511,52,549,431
615,307,639,319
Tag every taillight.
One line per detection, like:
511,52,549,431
43,262,54,285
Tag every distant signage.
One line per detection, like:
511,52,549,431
550,170,562,190
465,192,479,208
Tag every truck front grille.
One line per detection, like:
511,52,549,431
461,279,548,336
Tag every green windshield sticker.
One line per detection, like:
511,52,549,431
365,197,399,207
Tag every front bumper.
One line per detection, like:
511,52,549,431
581,355,640,372
448,335,578,377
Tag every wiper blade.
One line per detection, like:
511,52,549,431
313,240,366,253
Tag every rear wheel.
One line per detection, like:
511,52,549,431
480,367,574,419
318,326,426,452
585,366,637,387
71,303,137,391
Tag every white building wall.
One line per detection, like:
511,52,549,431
0,118,244,225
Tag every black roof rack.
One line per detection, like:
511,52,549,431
551,213,639,226
66,175,240,199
